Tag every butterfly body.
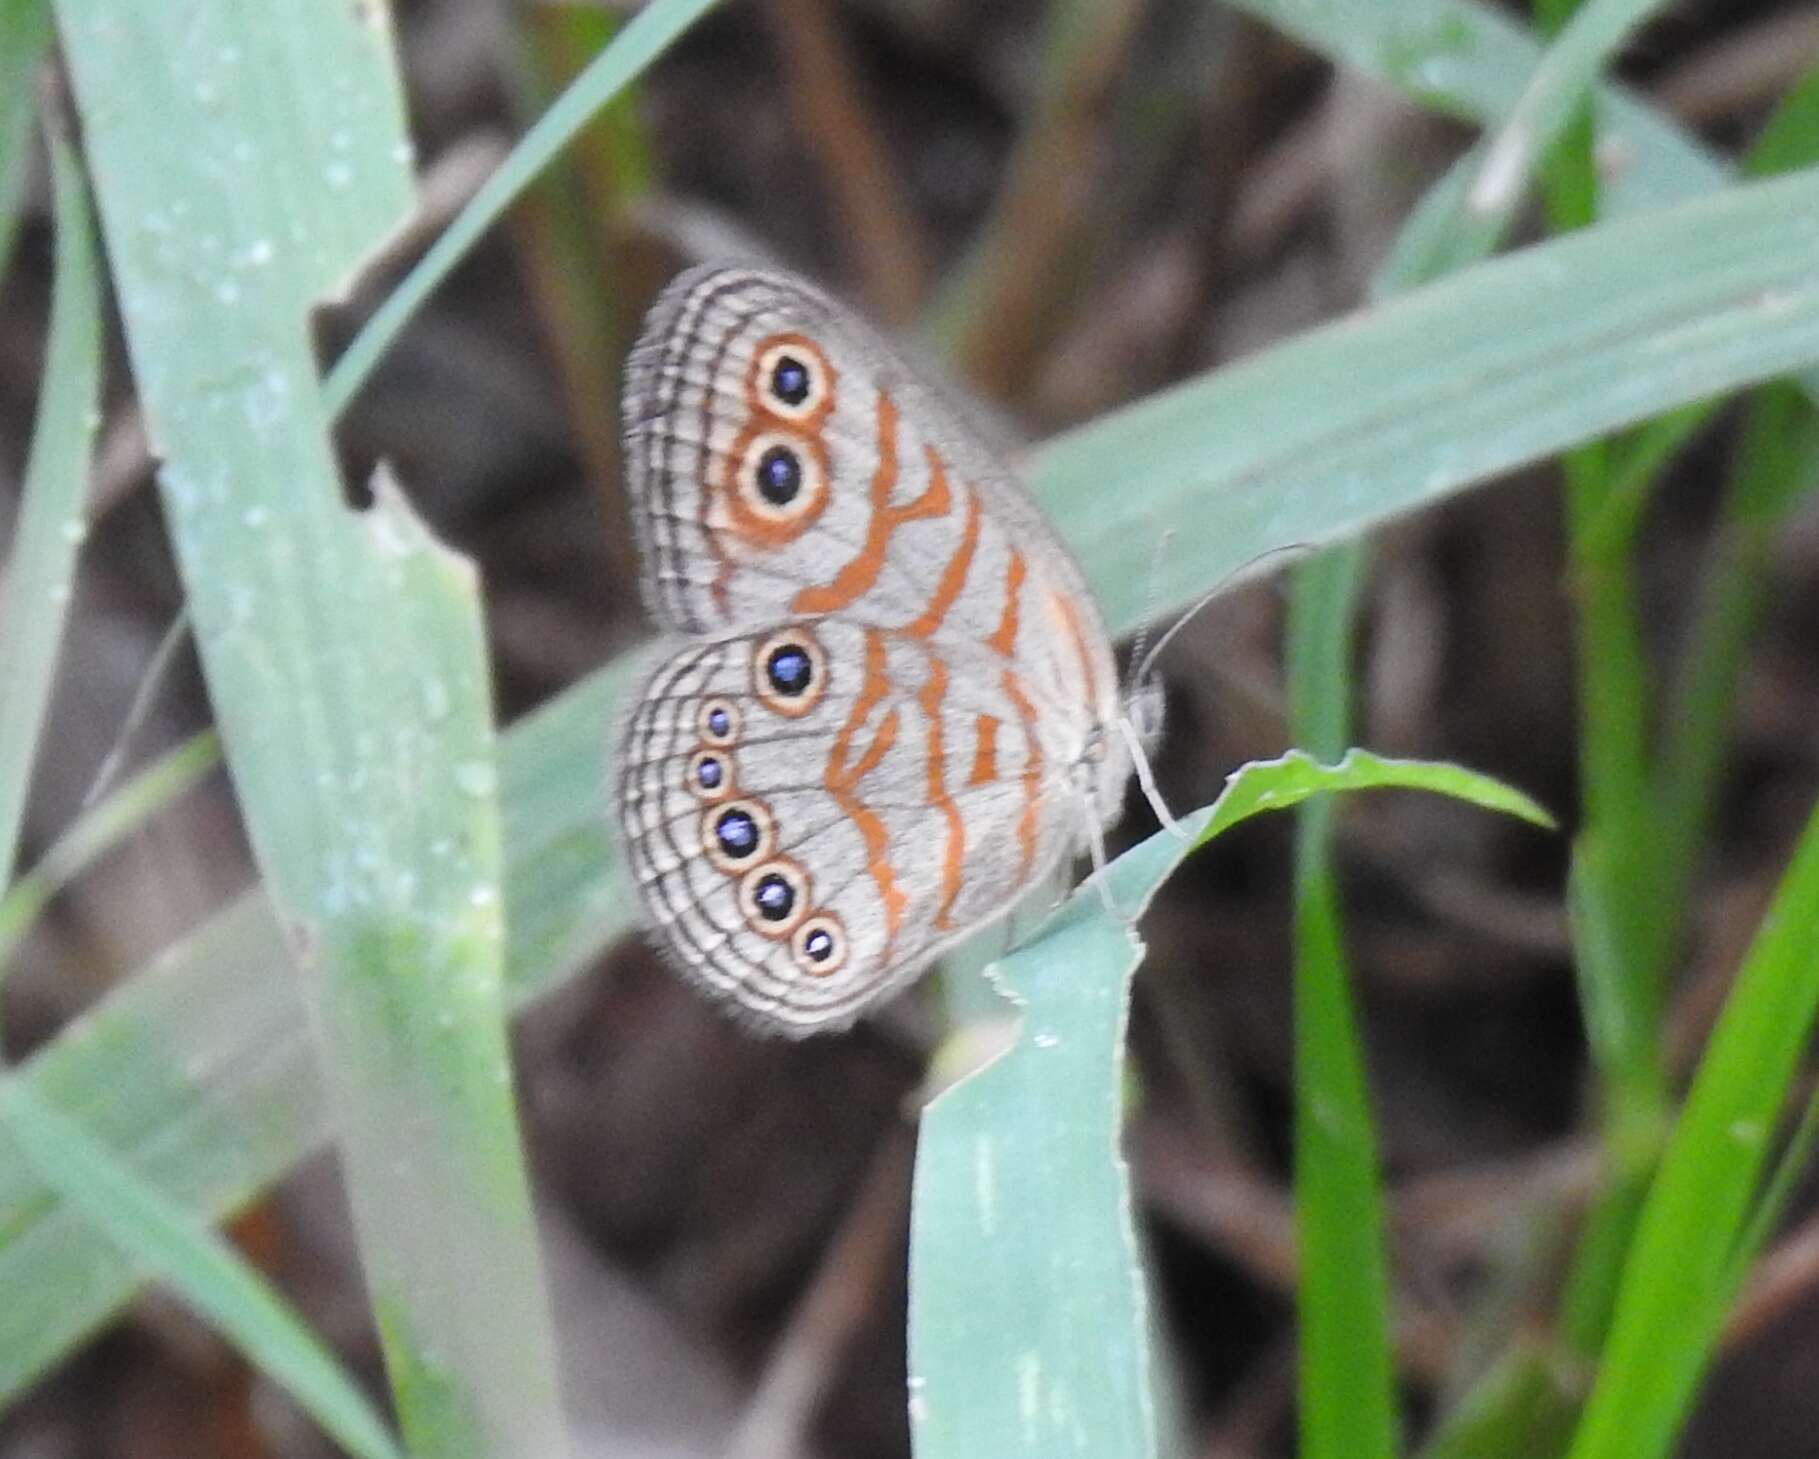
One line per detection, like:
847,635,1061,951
614,266,1129,1034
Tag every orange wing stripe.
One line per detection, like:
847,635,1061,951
1002,670,1043,884
792,392,951,616
967,714,1000,787
907,458,980,639
985,550,1026,656
825,630,907,943
917,656,966,931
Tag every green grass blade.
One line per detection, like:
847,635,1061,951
1286,547,1398,1459
1419,1342,1584,1459
1474,0,1662,221
1580,61,1819,559
910,753,1549,1459
1555,832,1665,1351
1037,164,1819,636
1196,753,1554,843
0,123,101,891
322,0,719,416
1227,0,1723,215
1313,2,1647,1421
1234,1,1819,530
0,662,633,1398
1556,49,1819,1375
1566,794,1819,1459
1746,60,1819,178
0,0,49,290
1383,0,1667,281
1726,1080,1819,1292
1276,0,1654,1420
55,0,568,1452
0,731,220,973
908,883,1160,1459
1536,0,1675,1368
0,1079,402,1459
1649,66,1819,908
1655,381,1819,906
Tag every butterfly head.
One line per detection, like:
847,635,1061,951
1123,671,1166,764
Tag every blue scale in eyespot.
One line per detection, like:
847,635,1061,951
756,444,801,505
767,644,813,696
696,756,724,791
715,808,759,859
706,706,732,738
753,872,795,922
770,355,811,406
802,927,834,962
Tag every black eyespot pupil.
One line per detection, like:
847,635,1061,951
804,927,834,961
706,706,731,738
696,757,724,790
767,645,813,696
771,356,810,406
756,445,801,506
754,873,795,922
715,809,758,859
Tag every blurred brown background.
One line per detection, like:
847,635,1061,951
5,1,1819,1455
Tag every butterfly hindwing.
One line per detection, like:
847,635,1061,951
614,622,1076,1032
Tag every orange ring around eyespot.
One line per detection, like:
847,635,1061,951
748,333,837,429
698,697,741,747
737,857,811,939
722,427,830,547
752,626,828,719
791,913,848,977
685,747,735,802
700,797,774,875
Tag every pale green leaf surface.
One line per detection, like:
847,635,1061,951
0,1079,402,1459
909,752,1549,1459
53,0,565,1453
908,892,1157,1459
0,166,1805,1395
1037,165,1819,637
0,127,100,890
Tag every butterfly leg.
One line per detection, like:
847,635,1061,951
1118,715,1187,841
1076,790,1123,916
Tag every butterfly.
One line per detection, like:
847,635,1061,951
612,265,1137,1035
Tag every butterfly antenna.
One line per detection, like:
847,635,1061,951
1121,540,1317,843
1131,541,1316,690
1125,529,1173,691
